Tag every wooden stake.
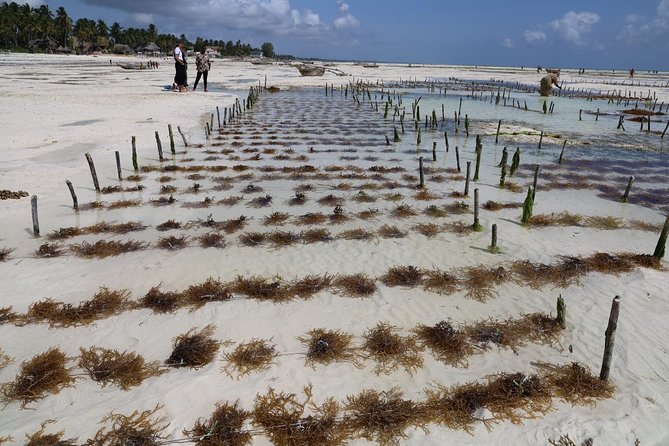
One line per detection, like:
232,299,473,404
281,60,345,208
155,131,164,161
662,121,669,139
444,131,449,151
31,195,40,237
495,119,501,144
653,214,669,259
115,151,122,181
85,152,100,192
418,157,425,188
432,142,437,161
456,146,461,172
490,223,498,252
131,136,138,171
210,113,214,131
599,295,621,381
177,126,188,147
216,106,221,128
473,188,482,231
538,130,543,149
557,294,566,329
473,145,481,181
620,176,634,203
464,161,471,196
558,140,567,164
66,180,78,210
168,124,175,154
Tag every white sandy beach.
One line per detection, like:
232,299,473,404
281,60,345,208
1,53,668,445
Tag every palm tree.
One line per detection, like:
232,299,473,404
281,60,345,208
54,6,72,47
110,21,122,44
147,23,157,41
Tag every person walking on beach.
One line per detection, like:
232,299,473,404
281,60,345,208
193,48,211,92
173,41,187,92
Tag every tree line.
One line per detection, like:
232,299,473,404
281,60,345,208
0,1,277,57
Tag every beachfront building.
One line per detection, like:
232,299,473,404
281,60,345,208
143,42,161,57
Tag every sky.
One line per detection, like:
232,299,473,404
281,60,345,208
28,0,669,69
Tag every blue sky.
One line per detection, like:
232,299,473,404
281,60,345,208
33,0,669,69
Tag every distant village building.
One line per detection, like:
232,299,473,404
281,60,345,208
205,47,221,58
113,44,134,54
143,42,161,56
29,38,58,52
54,45,72,54
249,50,263,59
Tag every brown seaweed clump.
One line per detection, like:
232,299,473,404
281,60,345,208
27,288,130,327
78,347,165,390
301,228,333,244
184,402,252,446
87,405,168,446
239,232,267,246
295,212,328,226
35,242,64,258
0,307,18,325
300,329,360,368
333,274,377,297
223,339,277,378
344,388,426,446
231,275,290,302
156,219,182,231
264,212,291,226
22,421,77,446
460,265,508,301
380,265,424,287
139,286,184,313
198,232,227,248
378,225,407,239
542,362,614,405
421,270,461,295
157,235,189,250
70,240,147,258
362,323,423,375
165,325,221,369
182,278,233,308
337,228,375,241
252,386,346,446
414,321,473,367
414,223,442,237
0,247,14,262
391,204,417,219
1,348,75,407
290,275,333,299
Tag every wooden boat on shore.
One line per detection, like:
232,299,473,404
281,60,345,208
296,65,326,76
116,62,147,70
362,63,379,68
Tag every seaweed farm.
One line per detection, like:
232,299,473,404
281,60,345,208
1,62,669,445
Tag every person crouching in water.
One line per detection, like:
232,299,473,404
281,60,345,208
193,48,211,92
174,41,187,92
539,73,561,96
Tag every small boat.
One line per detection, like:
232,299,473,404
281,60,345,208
362,63,379,68
296,65,325,76
116,62,148,70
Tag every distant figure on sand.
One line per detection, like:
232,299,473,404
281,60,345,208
173,41,187,92
193,48,211,92
539,73,561,96
629,68,635,78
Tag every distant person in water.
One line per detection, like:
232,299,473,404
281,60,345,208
539,73,561,96
629,68,635,78
173,41,187,92
193,48,211,92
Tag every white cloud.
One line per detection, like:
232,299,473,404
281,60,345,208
24,0,44,6
334,13,360,29
502,37,514,48
549,11,600,45
618,0,669,44
524,30,547,43
129,12,154,26
337,0,349,13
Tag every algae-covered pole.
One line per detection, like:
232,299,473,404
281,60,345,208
473,188,482,231
31,195,39,237
532,165,540,201
652,214,669,259
521,187,533,225
662,121,669,139
394,126,400,142
464,161,471,196
432,142,437,161
216,106,221,128
510,147,520,176
155,131,164,161
557,295,566,329
115,151,122,181
473,144,482,181
168,124,175,154
495,119,501,144
444,131,449,151
85,152,100,192
620,176,634,203
599,295,621,382
418,157,425,189
131,136,138,171
66,180,78,210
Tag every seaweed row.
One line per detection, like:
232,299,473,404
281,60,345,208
9,361,612,446
0,314,564,405
1,252,661,329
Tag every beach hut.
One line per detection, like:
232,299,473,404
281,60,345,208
54,45,72,54
113,44,134,55
144,42,161,56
